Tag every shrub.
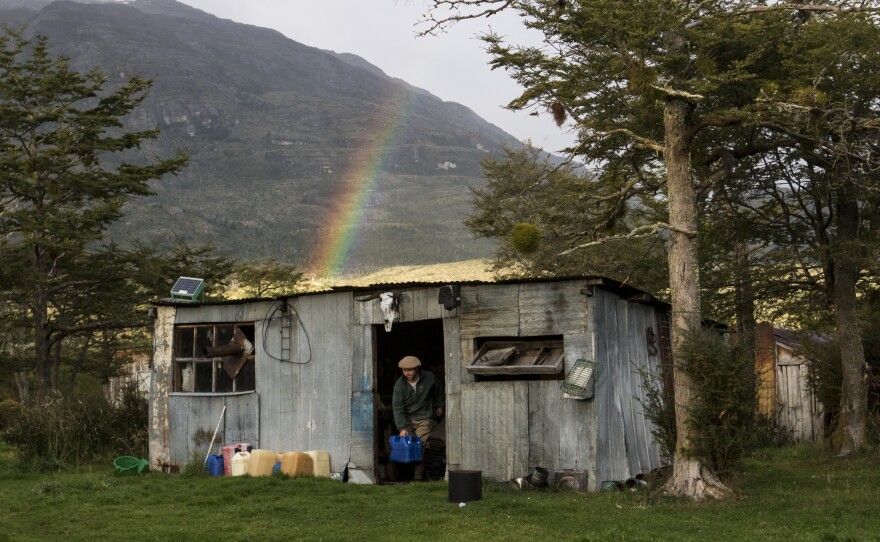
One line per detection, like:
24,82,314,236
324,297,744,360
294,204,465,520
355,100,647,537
641,330,764,477
2,382,147,470
0,399,22,432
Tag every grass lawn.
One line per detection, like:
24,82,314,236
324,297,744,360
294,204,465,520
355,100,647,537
1,444,878,542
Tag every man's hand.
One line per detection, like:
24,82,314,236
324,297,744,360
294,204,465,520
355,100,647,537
399,429,408,437
434,407,444,418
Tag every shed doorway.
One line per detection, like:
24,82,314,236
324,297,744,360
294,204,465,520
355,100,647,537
374,319,446,483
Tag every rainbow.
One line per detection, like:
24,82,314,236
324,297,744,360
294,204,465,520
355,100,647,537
311,88,414,279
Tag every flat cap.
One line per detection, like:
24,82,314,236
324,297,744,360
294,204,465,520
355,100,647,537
398,355,421,369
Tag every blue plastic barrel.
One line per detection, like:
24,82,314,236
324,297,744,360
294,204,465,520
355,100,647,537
206,454,225,477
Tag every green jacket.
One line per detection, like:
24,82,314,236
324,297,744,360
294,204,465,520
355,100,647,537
392,370,444,430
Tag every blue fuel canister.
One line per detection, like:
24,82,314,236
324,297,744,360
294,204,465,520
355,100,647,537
205,454,224,477
389,435,423,463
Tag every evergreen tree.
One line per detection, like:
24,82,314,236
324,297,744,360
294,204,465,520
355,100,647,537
232,258,302,298
422,1,880,497
0,30,188,397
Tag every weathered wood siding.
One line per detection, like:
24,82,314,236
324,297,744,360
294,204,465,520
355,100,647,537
755,322,777,418
257,292,353,473
149,306,176,471
593,287,663,483
173,301,276,325
452,280,599,487
168,392,259,466
154,279,666,487
443,306,463,472
357,288,445,326
155,301,273,470
776,352,824,443
460,382,529,480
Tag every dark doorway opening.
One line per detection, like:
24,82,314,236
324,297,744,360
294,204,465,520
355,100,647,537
374,319,446,484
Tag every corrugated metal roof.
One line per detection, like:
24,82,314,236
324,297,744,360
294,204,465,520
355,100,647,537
154,275,672,308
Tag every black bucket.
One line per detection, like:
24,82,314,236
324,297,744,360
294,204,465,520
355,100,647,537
528,467,549,488
448,470,482,503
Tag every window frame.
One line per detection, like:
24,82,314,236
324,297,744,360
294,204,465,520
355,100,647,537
467,336,565,378
172,323,256,393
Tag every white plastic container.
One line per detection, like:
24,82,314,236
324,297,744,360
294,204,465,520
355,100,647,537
305,450,331,478
231,451,250,476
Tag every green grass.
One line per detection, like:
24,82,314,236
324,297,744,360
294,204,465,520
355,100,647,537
1,443,879,541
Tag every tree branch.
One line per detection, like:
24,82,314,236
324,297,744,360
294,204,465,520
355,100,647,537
592,128,665,153
559,223,677,256
418,0,516,36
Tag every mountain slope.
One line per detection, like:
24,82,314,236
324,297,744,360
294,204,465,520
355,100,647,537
0,0,514,274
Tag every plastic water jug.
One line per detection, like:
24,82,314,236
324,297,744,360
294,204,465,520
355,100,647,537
231,451,250,476
389,435,423,463
222,445,235,476
280,452,313,478
205,454,224,477
248,449,277,477
305,450,331,477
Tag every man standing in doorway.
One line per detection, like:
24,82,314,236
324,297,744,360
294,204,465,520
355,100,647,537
392,355,444,480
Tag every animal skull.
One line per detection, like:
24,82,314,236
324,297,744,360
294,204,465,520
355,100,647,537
380,292,399,332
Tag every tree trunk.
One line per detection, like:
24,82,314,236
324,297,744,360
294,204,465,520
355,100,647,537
733,238,757,352
68,334,93,397
661,98,729,499
33,278,52,398
832,195,867,456
14,370,30,405
51,337,62,392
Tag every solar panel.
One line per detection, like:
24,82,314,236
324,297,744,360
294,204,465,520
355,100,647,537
170,277,205,301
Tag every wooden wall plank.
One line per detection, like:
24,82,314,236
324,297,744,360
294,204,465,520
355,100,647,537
755,322,777,417
614,298,640,477
445,393,461,470
528,380,561,469
459,284,520,340
563,327,599,489
350,324,375,475
174,301,277,325
256,292,353,473
356,288,444,326
443,315,463,471
519,281,588,336
169,393,257,467
460,382,529,481
149,306,176,470
628,302,660,473
594,288,630,482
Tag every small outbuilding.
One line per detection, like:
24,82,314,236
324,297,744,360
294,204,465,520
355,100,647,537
148,276,670,490
754,323,825,443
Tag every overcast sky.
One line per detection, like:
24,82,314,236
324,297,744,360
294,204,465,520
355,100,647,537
176,0,576,153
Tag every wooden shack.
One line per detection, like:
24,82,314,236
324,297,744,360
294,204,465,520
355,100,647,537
755,323,825,442
149,276,670,489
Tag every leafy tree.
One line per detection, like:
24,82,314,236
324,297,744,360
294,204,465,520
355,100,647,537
0,30,189,397
422,1,880,497
233,258,302,298
736,145,880,452
466,145,669,291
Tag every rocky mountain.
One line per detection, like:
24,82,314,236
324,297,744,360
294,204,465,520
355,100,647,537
0,0,517,275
